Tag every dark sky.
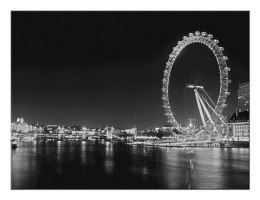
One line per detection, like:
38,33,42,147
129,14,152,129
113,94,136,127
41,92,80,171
11,11,249,129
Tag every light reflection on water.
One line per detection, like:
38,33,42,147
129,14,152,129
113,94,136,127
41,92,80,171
104,142,114,175
11,141,249,189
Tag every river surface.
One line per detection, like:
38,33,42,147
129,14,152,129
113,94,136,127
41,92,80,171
11,141,249,189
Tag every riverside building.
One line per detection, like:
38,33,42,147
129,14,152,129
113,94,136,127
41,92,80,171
11,118,33,133
238,82,249,112
228,111,249,141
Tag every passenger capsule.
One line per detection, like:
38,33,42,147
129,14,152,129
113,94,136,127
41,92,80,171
223,56,228,60
225,67,231,71
207,34,213,39
189,33,194,37
195,31,200,36
213,39,219,44
224,79,232,83
201,32,207,36
219,47,224,51
183,36,187,40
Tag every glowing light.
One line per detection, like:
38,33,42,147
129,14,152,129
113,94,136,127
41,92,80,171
225,67,230,71
219,47,224,51
195,31,200,36
207,34,213,39
201,32,207,36
223,56,228,60
186,84,204,89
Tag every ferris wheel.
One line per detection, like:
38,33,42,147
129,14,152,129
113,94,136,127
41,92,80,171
162,31,231,133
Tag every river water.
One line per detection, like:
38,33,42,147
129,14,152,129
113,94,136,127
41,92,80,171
11,141,249,189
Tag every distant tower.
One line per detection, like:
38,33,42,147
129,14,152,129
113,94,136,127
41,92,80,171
237,82,249,112
20,118,24,124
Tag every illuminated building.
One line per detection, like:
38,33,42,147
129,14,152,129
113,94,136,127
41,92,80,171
228,121,249,141
11,118,33,133
160,125,174,132
123,128,137,135
45,125,58,134
238,82,249,112
228,111,249,141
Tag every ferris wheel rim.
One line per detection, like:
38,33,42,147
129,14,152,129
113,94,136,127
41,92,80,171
162,31,231,127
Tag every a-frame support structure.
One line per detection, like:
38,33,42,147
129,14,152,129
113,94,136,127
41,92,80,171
187,84,227,140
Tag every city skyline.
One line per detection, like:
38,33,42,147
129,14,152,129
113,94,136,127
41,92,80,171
10,10,250,190
11,11,249,129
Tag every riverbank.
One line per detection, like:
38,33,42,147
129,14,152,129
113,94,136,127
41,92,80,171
129,140,249,148
12,137,249,149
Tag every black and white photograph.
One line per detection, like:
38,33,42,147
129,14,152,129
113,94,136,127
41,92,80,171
10,11,249,190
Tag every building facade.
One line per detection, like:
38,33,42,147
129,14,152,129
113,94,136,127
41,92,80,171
237,82,249,112
11,118,33,133
228,120,249,141
45,125,59,134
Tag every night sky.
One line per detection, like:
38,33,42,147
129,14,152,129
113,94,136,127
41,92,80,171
11,11,249,129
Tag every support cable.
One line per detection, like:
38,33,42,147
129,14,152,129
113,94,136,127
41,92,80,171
198,92,228,128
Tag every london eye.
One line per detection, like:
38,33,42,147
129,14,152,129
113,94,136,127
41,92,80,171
162,31,231,139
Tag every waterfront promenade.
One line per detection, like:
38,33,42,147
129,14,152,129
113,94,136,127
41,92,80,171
12,133,249,148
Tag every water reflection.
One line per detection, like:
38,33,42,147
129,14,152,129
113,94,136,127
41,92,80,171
11,142,249,189
220,148,249,189
184,150,196,189
104,142,114,175
80,141,86,165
